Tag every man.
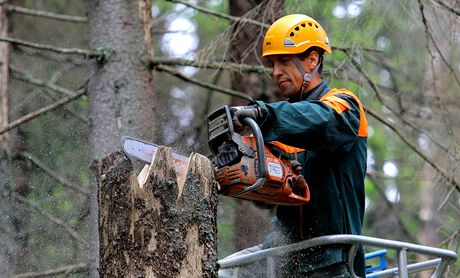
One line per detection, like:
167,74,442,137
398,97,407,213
224,14,368,277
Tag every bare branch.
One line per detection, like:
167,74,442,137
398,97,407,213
0,36,101,58
431,0,460,17
146,56,269,74
366,172,419,243
10,66,79,96
350,56,452,156
0,87,86,135
366,106,460,193
12,263,89,278
21,152,89,195
14,46,89,66
155,64,251,100
12,193,87,246
7,5,87,23
166,0,269,28
418,0,460,86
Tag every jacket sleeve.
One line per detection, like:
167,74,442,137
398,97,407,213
256,94,361,153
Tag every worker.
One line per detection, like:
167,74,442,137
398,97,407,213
220,14,368,278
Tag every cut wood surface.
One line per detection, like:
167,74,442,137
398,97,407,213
97,147,218,277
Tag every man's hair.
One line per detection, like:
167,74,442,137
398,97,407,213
297,47,325,74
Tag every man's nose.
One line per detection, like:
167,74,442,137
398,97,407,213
272,63,282,78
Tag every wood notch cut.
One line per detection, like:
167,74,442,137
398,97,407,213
97,148,218,277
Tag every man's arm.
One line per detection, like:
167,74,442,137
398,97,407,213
256,94,361,152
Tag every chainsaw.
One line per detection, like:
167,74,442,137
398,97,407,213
207,105,309,206
122,105,310,206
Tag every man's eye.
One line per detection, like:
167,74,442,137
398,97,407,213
264,61,274,68
281,58,290,64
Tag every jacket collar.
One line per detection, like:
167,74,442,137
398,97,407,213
288,80,331,103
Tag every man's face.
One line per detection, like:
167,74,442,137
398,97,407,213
265,54,303,99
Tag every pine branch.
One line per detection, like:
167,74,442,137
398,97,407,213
166,0,269,28
0,87,86,135
12,263,89,278
155,64,251,100
11,66,79,96
21,152,89,195
7,5,87,23
0,36,101,58
366,107,460,193
13,193,87,246
146,56,269,74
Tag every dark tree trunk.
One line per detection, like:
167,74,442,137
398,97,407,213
97,148,218,277
228,0,284,251
86,0,156,275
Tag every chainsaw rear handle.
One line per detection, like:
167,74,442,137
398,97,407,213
230,116,267,197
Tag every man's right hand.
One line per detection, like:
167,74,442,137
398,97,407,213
230,105,265,124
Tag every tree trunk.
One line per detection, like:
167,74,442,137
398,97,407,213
228,0,284,251
87,0,156,275
97,148,218,277
0,2,30,274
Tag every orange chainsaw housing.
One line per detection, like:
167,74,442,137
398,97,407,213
215,135,310,206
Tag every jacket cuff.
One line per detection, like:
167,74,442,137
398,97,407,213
255,100,269,126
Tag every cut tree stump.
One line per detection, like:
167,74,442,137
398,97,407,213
97,147,218,277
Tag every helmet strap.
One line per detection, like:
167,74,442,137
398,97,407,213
292,56,322,99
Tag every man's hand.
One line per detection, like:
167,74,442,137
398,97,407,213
231,105,265,123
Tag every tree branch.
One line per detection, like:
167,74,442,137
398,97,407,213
366,107,460,193
146,56,270,74
21,152,89,195
12,193,87,246
166,0,269,28
10,66,80,96
154,64,251,100
418,0,460,86
12,263,89,278
431,0,460,17
0,87,86,135
0,36,101,58
366,172,419,243
7,5,87,23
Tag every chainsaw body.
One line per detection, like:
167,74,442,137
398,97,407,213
208,105,310,206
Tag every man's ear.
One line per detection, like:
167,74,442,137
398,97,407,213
308,51,319,70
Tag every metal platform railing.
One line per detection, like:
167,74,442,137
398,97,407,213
218,234,458,278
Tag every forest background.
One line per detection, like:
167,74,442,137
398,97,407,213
0,0,459,277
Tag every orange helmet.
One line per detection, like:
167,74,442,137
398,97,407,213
262,14,331,58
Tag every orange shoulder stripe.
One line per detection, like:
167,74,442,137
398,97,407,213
320,88,368,137
321,95,351,114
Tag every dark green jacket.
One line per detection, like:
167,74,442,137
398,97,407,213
256,81,367,277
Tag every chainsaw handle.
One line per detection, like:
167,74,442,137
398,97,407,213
231,117,267,197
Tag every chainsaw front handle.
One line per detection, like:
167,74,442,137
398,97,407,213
230,116,267,197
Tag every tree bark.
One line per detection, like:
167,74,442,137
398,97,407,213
0,2,31,274
87,0,157,275
97,148,218,277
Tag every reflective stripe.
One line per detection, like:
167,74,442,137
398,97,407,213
321,95,351,114
270,141,305,154
320,89,368,137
